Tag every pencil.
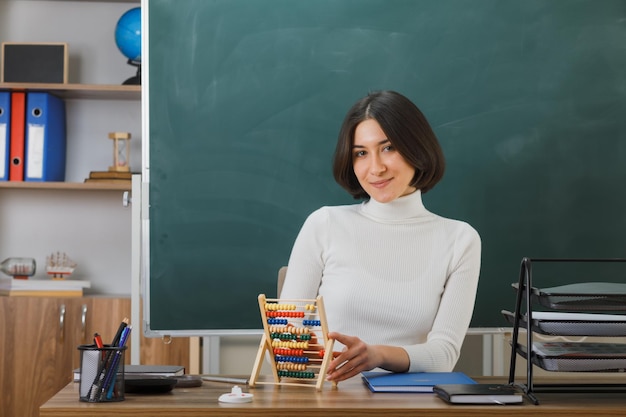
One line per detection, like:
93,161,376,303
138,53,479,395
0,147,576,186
111,317,129,346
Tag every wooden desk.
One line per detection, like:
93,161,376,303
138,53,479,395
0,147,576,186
40,376,626,417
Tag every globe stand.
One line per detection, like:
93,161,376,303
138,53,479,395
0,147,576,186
123,59,141,85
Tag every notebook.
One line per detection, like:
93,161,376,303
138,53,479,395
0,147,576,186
361,371,476,393
433,383,523,404
74,364,184,382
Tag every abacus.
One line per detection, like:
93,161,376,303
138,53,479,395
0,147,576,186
249,294,335,391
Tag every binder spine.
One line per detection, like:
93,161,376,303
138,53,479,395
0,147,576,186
9,91,25,181
0,91,10,181
24,92,67,182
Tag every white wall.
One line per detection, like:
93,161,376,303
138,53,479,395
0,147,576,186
1,1,137,85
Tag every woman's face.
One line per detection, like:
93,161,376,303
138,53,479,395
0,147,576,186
352,119,416,203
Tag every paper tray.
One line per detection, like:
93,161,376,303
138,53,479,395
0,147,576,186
502,310,626,336
535,342,626,372
531,282,626,311
534,356,626,372
517,343,626,372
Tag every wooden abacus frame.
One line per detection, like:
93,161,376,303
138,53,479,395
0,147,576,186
249,294,335,391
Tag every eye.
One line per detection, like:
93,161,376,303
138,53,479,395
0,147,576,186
382,145,394,152
353,150,366,158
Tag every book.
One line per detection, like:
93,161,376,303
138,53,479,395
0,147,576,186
361,371,476,393
84,178,131,184
1,289,83,297
433,383,523,404
88,170,136,180
0,278,90,297
74,364,185,382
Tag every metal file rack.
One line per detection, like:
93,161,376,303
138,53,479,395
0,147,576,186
504,257,626,404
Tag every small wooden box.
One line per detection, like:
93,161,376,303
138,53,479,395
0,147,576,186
1,42,68,84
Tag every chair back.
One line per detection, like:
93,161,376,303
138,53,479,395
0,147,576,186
277,266,287,297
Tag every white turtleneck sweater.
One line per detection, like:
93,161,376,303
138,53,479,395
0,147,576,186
280,190,481,372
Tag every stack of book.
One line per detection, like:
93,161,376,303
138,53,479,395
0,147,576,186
84,171,134,185
0,278,90,297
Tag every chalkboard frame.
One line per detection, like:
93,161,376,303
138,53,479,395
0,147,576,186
143,0,626,336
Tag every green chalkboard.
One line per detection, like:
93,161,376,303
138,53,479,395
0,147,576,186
146,0,626,333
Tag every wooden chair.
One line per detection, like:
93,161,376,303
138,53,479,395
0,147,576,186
277,266,287,298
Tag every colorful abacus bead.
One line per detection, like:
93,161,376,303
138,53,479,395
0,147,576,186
271,340,310,349
278,370,316,379
290,326,309,335
272,332,298,340
276,355,309,364
274,348,304,356
267,318,288,325
277,362,308,371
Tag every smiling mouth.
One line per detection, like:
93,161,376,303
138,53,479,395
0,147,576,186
370,179,391,188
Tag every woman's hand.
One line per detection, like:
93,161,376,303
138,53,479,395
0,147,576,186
325,332,410,382
325,332,372,382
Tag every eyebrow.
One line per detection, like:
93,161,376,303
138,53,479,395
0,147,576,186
352,138,390,148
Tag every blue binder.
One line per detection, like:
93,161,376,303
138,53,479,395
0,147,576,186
24,92,66,181
0,91,10,181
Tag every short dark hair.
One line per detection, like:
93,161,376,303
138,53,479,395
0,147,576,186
332,90,445,200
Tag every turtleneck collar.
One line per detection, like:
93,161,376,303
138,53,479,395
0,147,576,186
359,190,430,222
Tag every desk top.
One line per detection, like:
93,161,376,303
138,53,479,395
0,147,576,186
40,376,626,417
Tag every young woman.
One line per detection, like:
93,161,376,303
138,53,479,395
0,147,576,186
280,90,481,383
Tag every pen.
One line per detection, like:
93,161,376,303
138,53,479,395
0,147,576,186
87,334,111,400
103,326,132,400
89,318,129,401
201,375,249,385
93,333,104,359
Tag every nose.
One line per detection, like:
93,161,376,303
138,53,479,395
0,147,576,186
369,154,386,175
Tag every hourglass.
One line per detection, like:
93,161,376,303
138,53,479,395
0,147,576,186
108,132,131,172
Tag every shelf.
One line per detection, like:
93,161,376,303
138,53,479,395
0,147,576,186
0,83,140,100
0,182,131,191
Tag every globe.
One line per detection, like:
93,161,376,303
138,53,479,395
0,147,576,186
115,7,141,63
